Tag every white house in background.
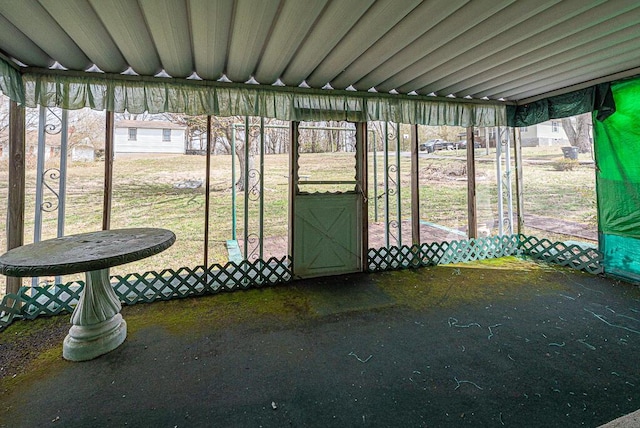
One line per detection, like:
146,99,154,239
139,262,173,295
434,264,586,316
519,120,569,147
71,138,95,162
114,120,187,155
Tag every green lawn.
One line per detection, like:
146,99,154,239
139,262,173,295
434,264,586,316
0,146,597,296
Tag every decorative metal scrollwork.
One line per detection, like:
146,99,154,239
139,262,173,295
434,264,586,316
502,216,512,232
41,168,61,212
496,128,514,236
45,108,63,135
247,233,261,261
386,164,398,196
388,220,400,247
247,169,262,201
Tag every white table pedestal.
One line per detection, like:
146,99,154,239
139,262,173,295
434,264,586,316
62,268,127,361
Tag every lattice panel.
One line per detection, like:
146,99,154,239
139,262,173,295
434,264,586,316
518,235,603,274
368,235,524,272
0,238,604,331
0,257,291,331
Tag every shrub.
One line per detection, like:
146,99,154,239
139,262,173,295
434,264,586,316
551,158,579,171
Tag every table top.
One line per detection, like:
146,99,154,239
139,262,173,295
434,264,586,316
0,228,176,277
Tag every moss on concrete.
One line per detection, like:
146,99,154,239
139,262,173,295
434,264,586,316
0,317,68,408
124,285,313,338
373,257,570,309
124,257,571,336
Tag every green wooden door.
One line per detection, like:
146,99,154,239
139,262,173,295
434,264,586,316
293,193,361,278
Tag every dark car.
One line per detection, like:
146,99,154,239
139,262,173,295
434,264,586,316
453,140,467,149
419,139,454,152
452,140,483,149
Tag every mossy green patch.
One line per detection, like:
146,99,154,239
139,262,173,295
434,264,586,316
0,316,67,402
0,315,66,345
373,257,570,309
124,285,312,338
2,345,65,387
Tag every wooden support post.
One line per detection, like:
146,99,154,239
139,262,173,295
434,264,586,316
204,115,212,268
466,127,477,239
102,111,114,230
513,127,525,234
356,122,369,271
288,122,299,261
410,124,420,245
6,100,26,296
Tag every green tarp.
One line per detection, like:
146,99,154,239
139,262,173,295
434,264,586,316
507,83,615,127
594,77,640,282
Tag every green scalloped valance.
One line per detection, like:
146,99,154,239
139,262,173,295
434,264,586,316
13,70,506,126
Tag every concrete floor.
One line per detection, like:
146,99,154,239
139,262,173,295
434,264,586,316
1,257,640,427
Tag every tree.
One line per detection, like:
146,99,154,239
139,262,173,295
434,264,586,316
227,117,261,192
170,115,208,151
264,121,288,154
164,113,229,154
68,109,106,150
166,113,260,192
0,97,40,143
561,113,592,153
0,97,9,148
115,111,159,122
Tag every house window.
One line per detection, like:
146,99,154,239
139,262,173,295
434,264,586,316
162,129,171,142
551,121,559,132
128,128,137,141
520,127,528,132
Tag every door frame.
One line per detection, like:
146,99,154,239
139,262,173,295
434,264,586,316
288,121,368,278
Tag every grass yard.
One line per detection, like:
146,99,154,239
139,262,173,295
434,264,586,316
0,145,597,297
422,145,597,232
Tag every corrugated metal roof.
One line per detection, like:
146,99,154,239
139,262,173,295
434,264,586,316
1,0,639,104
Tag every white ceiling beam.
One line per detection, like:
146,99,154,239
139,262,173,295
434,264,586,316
89,0,162,76
390,0,570,94
518,66,640,105
226,0,280,83
428,4,640,96
189,0,233,81
138,0,193,77
354,0,516,92
330,0,468,90
40,0,127,73
0,14,52,68
481,46,640,100
281,0,375,87
306,0,420,89
454,27,640,98
403,0,612,95
0,0,91,70
507,59,640,102
254,0,328,85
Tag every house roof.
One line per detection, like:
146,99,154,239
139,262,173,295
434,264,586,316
115,120,187,130
0,0,639,106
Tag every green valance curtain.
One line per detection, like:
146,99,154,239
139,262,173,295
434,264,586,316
1,68,508,127
0,58,24,104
